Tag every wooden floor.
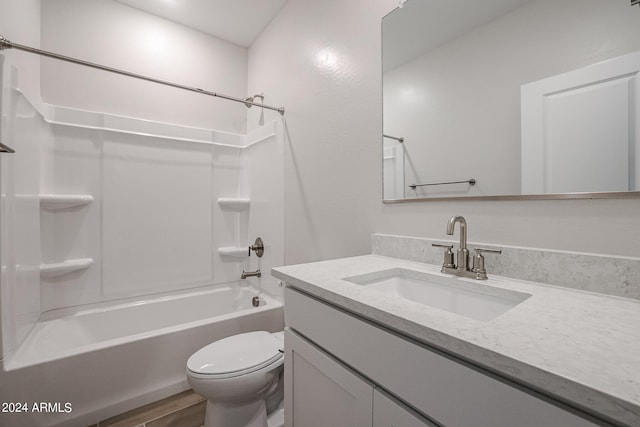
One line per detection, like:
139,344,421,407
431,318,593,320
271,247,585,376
89,390,206,427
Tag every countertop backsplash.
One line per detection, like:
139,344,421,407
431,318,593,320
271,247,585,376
372,234,640,300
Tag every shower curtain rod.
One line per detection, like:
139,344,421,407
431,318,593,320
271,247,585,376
0,35,285,115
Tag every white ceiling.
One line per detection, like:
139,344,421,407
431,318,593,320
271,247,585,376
114,0,288,47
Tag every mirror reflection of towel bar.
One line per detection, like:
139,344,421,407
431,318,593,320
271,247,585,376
409,179,475,190
383,134,404,143
0,142,15,153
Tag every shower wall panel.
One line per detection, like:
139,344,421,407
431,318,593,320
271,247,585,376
40,125,101,311
40,120,249,310
102,134,213,297
244,122,285,299
212,144,246,283
0,61,44,357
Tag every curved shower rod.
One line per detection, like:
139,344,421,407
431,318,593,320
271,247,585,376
0,34,285,115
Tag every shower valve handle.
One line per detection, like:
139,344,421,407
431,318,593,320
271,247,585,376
249,237,264,258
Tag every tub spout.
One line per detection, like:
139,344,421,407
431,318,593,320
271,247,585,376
241,269,261,279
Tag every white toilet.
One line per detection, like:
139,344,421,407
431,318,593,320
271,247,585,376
187,331,285,427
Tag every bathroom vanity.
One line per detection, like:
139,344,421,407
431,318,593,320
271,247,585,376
273,256,640,427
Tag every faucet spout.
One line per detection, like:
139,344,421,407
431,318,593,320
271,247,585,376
446,216,467,249
446,216,469,271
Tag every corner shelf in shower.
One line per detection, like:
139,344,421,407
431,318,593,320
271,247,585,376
217,198,250,212
40,194,94,210
40,258,93,278
218,247,248,261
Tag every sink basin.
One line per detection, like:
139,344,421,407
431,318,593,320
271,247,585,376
344,268,530,321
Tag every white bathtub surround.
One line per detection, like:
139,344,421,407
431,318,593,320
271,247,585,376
372,233,640,300
0,283,283,427
0,59,285,427
0,71,285,315
273,255,640,426
0,59,44,361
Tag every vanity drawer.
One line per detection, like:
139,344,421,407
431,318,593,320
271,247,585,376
285,287,605,427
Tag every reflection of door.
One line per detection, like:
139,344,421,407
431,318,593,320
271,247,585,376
521,51,640,194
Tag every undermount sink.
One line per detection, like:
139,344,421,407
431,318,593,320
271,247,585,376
344,268,531,321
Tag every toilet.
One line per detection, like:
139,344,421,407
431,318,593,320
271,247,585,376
187,331,285,427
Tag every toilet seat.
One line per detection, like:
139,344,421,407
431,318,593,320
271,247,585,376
187,331,283,379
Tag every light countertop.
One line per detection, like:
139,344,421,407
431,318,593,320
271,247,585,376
272,255,640,427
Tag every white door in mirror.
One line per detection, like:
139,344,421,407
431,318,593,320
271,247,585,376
522,50,640,194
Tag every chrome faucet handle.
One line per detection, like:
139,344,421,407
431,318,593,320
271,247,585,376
474,247,502,255
432,243,455,269
248,237,264,258
471,247,502,279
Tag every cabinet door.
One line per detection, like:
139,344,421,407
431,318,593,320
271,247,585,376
373,389,437,427
284,329,373,427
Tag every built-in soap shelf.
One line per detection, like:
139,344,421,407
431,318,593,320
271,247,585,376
39,195,94,279
40,194,94,210
217,198,251,262
218,247,248,261
217,198,250,212
40,258,93,278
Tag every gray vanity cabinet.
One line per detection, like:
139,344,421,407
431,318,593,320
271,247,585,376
284,286,606,427
285,329,434,427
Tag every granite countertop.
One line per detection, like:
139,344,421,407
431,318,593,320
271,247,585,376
272,254,640,427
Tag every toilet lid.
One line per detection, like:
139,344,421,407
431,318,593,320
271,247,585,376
187,331,283,376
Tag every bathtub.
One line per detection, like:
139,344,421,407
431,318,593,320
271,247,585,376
0,283,284,427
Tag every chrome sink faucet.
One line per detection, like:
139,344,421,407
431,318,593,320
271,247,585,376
447,216,469,272
432,215,502,280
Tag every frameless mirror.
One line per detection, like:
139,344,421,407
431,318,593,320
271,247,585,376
382,0,640,201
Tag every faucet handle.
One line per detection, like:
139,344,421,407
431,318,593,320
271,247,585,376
474,247,502,255
248,237,264,258
471,247,502,279
432,243,455,268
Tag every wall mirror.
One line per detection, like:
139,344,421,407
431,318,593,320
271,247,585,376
382,0,640,201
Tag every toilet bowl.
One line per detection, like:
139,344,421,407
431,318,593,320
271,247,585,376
187,331,284,427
